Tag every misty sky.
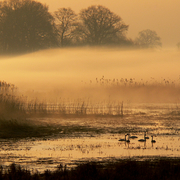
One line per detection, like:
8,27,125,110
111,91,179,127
38,0,180,48
0,0,180,96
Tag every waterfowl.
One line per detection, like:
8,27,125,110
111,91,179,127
129,135,138,139
118,134,127,141
151,135,156,143
144,132,149,139
138,134,146,142
126,134,130,143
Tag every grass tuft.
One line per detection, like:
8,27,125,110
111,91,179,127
1,158,180,180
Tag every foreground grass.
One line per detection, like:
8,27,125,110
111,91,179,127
1,158,180,180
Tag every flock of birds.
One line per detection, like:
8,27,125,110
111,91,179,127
118,132,156,143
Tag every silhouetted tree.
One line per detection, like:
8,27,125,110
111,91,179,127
0,0,58,54
177,42,180,50
135,29,162,48
79,5,129,45
54,8,78,47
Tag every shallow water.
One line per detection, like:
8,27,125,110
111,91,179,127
0,103,180,172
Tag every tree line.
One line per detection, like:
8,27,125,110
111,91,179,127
0,0,162,54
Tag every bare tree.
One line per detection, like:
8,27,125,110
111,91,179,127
177,42,180,50
54,8,78,47
135,29,162,48
79,5,129,45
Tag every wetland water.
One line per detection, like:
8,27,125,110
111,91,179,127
0,103,180,172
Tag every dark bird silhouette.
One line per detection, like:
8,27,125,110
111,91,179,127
138,133,146,142
151,135,156,143
118,134,127,141
126,134,130,143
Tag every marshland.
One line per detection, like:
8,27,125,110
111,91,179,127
0,0,180,179
0,47,180,179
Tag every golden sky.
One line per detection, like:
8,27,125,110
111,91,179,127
39,0,180,48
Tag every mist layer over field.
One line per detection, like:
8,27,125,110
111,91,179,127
0,47,180,103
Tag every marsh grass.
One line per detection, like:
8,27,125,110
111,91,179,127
0,81,123,119
93,76,178,87
88,76,180,103
2,77,180,118
13,98,124,117
1,157,180,180
1,79,180,138
22,76,180,116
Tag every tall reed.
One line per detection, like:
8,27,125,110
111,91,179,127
2,76,180,117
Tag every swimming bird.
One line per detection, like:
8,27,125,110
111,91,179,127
126,134,130,143
118,134,127,141
138,133,146,142
144,132,149,139
151,135,156,143
129,135,138,139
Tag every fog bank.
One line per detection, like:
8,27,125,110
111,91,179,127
0,47,180,102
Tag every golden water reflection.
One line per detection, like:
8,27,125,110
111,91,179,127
0,103,180,172
0,133,180,172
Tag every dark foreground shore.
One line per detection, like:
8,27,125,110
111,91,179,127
1,157,180,180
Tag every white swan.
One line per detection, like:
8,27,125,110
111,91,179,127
118,134,127,141
151,135,156,143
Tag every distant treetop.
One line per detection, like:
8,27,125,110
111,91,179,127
79,5,129,45
135,29,162,49
0,1,163,54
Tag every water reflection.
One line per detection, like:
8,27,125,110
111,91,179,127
0,133,180,172
0,103,180,172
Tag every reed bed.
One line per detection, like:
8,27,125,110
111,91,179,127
0,82,125,117
0,81,26,118
1,77,180,118
0,81,124,117
93,76,179,87
23,76,180,116
25,100,124,116
0,81,125,138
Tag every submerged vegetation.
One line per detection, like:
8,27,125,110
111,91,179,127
1,158,180,180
